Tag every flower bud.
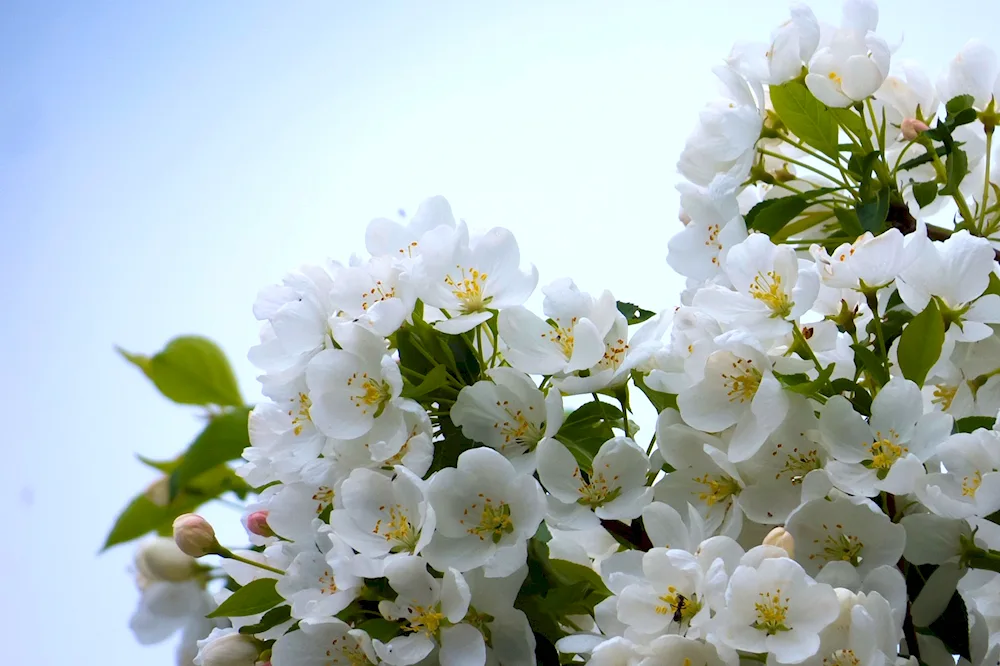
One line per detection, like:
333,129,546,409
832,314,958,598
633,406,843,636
901,117,930,141
135,537,197,584
762,526,795,558
195,628,259,666
143,477,170,508
246,511,275,538
173,513,221,558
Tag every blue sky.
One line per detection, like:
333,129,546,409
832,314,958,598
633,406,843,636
3,1,998,663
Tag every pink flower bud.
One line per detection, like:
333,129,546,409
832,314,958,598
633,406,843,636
173,513,220,558
246,511,275,538
762,526,795,558
901,117,930,141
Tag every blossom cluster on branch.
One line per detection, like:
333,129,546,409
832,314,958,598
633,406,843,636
107,1,1000,665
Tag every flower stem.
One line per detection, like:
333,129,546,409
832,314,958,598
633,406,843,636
216,547,286,576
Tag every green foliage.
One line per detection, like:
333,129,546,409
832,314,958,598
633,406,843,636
617,301,656,325
955,416,996,433
103,465,248,549
745,196,811,237
208,578,283,618
898,299,945,387
769,80,839,157
118,336,243,407
169,408,253,499
556,400,624,470
238,605,292,634
400,364,450,400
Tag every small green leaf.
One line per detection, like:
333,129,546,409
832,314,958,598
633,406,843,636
830,108,867,138
136,454,180,473
744,196,810,237
898,299,945,387
119,336,243,407
777,364,835,396
238,605,292,634
616,301,656,325
357,618,403,643
770,80,839,157
833,207,864,238
400,364,449,400
850,343,889,388
208,578,283,618
169,408,252,499
912,180,938,208
955,416,996,433
632,372,677,413
899,144,955,172
928,591,971,662
941,146,969,196
857,187,890,233
946,94,976,117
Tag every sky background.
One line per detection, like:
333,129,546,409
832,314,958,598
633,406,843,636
3,1,999,663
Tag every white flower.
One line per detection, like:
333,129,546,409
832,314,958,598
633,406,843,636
819,378,952,497
797,589,901,666
897,231,1000,342
271,618,379,666
766,4,821,84
616,547,715,637
276,536,362,621
937,40,1000,111
785,496,905,577
375,556,481,666
450,368,562,472
366,195,456,261
668,179,748,282
305,326,405,440
678,65,762,187
901,513,973,564
915,428,1000,518
875,60,938,129
646,306,723,395
262,460,348,544
640,635,733,666
464,565,537,665
677,332,789,462
413,222,537,334
329,256,416,337
715,556,839,663
499,278,619,376
193,628,258,666
248,262,339,376
538,436,653,521
243,381,326,487
805,0,890,107
425,447,546,576
693,233,818,340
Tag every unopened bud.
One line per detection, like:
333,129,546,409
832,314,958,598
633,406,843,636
901,117,930,141
195,629,259,666
246,511,275,538
173,513,221,558
135,537,197,584
763,526,795,558
144,477,170,507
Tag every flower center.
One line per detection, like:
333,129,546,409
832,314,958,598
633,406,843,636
824,649,861,666
963,470,983,497
347,372,391,417
318,568,338,595
444,266,491,313
574,467,622,508
772,443,822,485
463,496,515,544
405,604,445,637
598,337,630,371
868,430,907,471
288,392,312,436
693,473,741,507
749,270,793,318
721,358,761,403
373,504,419,553
312,486,334,515
542,318,577,359
828,71,843,88
753,588,790,635
360,279,397,311
932,384,957,411
494,400,543,453
813,530,864,566
654,587,701,624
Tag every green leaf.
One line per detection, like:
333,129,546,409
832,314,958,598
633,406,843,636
447,332,481,385
929,591,971,662
616,301,656,325
776,364,835,396
208,578,283,618
941,146,970,196
103,465,248,549
400,364,449,400
898,299,945,387
833,207,864,238
850,343,889,388
632,372,677,413
770,80,839,157
830,108,867,138
744,196,810,237
238,605,292,634
428,413,471,475
828,378,872,416
556,401,623,471
118,336,243,407
357,618,403,643
912,180,938,208
136,454,180,474
946,94,976,117
899,144,955,172
169,408,252,499
856,187,890,234
955,416,996,433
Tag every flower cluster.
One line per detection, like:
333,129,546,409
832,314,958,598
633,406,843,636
106,1,1000,665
